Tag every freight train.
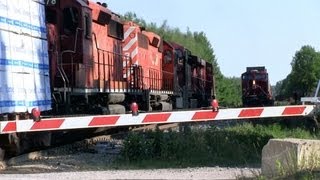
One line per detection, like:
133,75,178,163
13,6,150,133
241,66,274,107
0,0,214,155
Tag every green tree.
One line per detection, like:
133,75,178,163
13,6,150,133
216,76,242,107
276,45,320,99
122,12,147,27
290,46,320,96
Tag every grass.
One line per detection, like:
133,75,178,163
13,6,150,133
112,122,319,170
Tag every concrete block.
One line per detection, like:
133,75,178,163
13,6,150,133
261,138,320,177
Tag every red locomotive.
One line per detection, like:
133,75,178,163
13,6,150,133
241,66,274,107
0,0,214,118
0,0,214,156
45,0,215,115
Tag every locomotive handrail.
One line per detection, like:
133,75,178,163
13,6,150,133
59,28,82,103
92,32,128,57
92,32,102,90
92,32,129,57
162,70,174,91
92,32,133,92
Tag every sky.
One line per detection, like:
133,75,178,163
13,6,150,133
101,0,320,85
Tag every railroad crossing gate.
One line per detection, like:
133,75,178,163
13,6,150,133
0,105,315,134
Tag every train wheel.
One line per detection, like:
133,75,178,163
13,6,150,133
0,147,5,169
8,132,52,155
108,104,126,114
160,102,173,111
158,95,169,101
108,94,125,104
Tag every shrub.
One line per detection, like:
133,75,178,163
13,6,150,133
119,123,318,167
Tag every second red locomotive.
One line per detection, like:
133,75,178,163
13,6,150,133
241,66,274,107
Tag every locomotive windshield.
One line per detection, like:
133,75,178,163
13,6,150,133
255,74,267,80
138,33,149,49
63,7,79,34
175,49,184,64
242,73,267,80
164,50,173,64
108,19,124,40
84,13,92,38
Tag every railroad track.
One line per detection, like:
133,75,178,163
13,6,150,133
1,126,164,169
2,122,182,163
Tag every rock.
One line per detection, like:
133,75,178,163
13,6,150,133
261,138,320,178
0,161,6,170
8,151,47,165
0,148,6,170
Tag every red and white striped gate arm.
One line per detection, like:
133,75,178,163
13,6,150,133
0,105,316,134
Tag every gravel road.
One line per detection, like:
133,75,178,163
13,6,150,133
0,135,261,179
0,167,260,180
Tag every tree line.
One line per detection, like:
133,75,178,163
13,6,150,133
274,45,320,102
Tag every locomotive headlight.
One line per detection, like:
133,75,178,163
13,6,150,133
253,80,256,85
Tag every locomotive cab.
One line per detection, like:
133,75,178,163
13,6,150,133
241,66,274,107
162,41,174,92
46,1,128,114
46,0,93,87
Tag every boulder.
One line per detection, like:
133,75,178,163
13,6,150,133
261,138,320,177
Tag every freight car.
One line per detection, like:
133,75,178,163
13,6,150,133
0,0,214,155
241,66,274,107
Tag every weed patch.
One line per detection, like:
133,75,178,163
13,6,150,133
117,123,318,168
